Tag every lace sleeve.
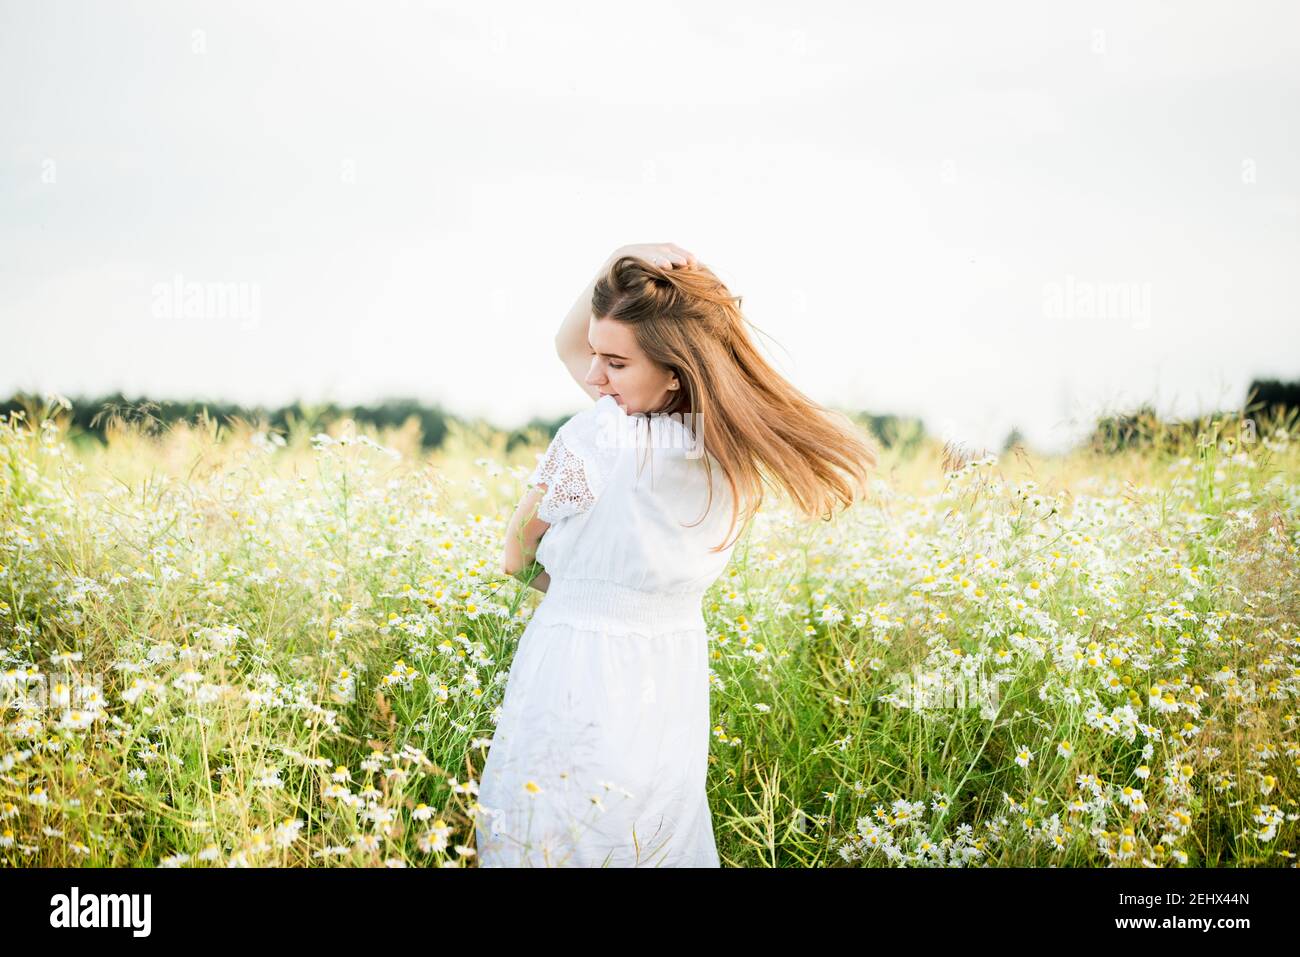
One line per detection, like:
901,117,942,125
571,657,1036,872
529,431,597,524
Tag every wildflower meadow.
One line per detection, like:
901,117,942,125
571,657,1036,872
1,395,1297,867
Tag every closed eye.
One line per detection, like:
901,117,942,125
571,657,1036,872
591,349,625,369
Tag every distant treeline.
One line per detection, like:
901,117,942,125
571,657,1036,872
1083,377,1300,454
3,376,1295,456
2,391,930,456
0,392,562,455
0,392,922,454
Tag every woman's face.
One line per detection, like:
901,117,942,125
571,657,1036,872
585,315,678,414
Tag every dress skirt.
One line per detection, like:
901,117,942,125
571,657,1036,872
474,577,720,867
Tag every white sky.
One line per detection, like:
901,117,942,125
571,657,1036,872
2,0,1297,454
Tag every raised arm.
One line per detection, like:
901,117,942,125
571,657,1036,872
554,251,618,403
554,244,698,401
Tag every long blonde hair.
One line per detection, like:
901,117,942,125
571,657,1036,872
592,254,878,552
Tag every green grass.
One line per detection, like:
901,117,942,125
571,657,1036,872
1,397,1297,867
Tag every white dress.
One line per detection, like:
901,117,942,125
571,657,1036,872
474,394,739,867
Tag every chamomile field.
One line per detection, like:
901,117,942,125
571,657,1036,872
1,396,1297,867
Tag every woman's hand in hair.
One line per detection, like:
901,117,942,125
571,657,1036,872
610,243,697,270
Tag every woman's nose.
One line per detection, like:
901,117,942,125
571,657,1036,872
584,358,605,385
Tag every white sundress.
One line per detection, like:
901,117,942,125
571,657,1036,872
474,394,740,867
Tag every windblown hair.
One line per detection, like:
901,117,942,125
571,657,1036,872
591,254,878,553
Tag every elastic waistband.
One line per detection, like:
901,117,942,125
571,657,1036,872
532,577,705,636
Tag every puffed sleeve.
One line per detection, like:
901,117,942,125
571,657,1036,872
525,400,621,527
527,398,622,525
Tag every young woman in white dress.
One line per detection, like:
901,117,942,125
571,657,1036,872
474,242,878,867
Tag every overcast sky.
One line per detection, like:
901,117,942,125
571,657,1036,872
2,0,1297,454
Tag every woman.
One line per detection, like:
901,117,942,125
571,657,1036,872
473,242,878,867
